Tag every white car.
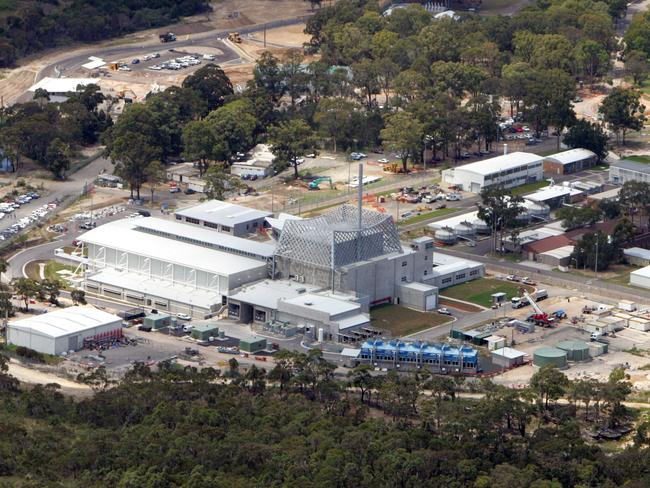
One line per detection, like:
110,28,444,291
176,313,191,321
437,307,452,315
378,158,389,163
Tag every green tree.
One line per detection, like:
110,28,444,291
71,288,87,305
530,364,569,410
347,364,374,404
562,119,608,161
619,180,650,226
625,50,650,86
44,138,70,180
570,231,620,271
144,160,165,206
12,278,39,311
602,367,632,427
573,39,609,83
477,187,526,254
182,64,233,112
314,98,359,152
268,119,316,179
202,165,240,200
380,111,424,173
103,104,163,199
182,120,217,176
555,206,602,229
38,279,61,305
599,87,646,145
253,51,285,101
204,99,256,164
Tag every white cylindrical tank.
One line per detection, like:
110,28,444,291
526,201,550,218
318,328,324,343
435,227,457,244
471,217,491,234
454,221,476,238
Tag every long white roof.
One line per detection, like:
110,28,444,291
545,148,597,165
78,218,266,276
624,247,650,260
525,185,582,202
29,77,100,93
9,307,120,338
134,217,276,259
451,152,543,176
176,200,271,226
281,293,360,316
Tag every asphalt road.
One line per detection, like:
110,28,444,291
35,16,311,85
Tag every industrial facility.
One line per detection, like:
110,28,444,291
441,151,544,192
175,200,272,237
348,339,480,374
543,148,598,175
7,307,122,355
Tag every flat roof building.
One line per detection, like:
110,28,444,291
28,77,100,103
7,307,122,355
624,247,650,267
78,218,268,318
610,159,650,185
630,265,650,290
544,148,598,175
175,200,272,236
525,185,583,207
442,152,544,193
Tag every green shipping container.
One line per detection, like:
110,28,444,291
144,313,171,330
240,337,267,353
191,324,219,341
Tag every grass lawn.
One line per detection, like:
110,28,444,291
44,261,77,282
624,155,650,164
442,278,534,308
370,304,452,336
399,207,458,226
511,180,550,196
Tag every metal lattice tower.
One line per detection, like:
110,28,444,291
275,204,402,269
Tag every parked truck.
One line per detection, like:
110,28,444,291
159,32,176,43
511,289,548,308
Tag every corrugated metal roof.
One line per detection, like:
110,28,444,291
175,200,271,226
545,148,597,165
610,159,650,174
9,307,120,338
134,217,276,258
78,219,267,276
624,247,650,260
447,151,543,176
29,77,100,93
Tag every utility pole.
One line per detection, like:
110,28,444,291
594,238,599,277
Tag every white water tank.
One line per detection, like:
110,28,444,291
435,227,457,244
526,201,550,219
454,221,476,238
318,328,324,343
471,217,491,234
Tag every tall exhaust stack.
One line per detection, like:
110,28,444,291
503,143,508,155
357,163,363,230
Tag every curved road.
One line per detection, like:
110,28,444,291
36,16,312,84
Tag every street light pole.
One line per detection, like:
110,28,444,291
594,239,599,277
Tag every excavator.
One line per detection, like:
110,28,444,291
116,89,137,103
228,32,242,43
309,177,334,190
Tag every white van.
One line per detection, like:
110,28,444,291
182,324,194,333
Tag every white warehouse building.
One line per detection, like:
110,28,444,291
442,151,544,193
7,307,122,355
78,217,272,318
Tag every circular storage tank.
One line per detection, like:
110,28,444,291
526,201,550,219
435,227,457,244
533,347,568,369
454,221,476,238
556,340,590,362
471,217,491,235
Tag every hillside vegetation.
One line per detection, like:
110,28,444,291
0,0,211,67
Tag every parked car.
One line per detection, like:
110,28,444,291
184,188,196,195
131,58,140,64
176,313,191,321
137,324,152,332
506,274,520,282
378,158,389,163
437,307,452,315
169,186,180,193
137,210,151,217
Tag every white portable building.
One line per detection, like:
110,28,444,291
7,307,122,355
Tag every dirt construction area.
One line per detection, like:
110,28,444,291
479,294,650,389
